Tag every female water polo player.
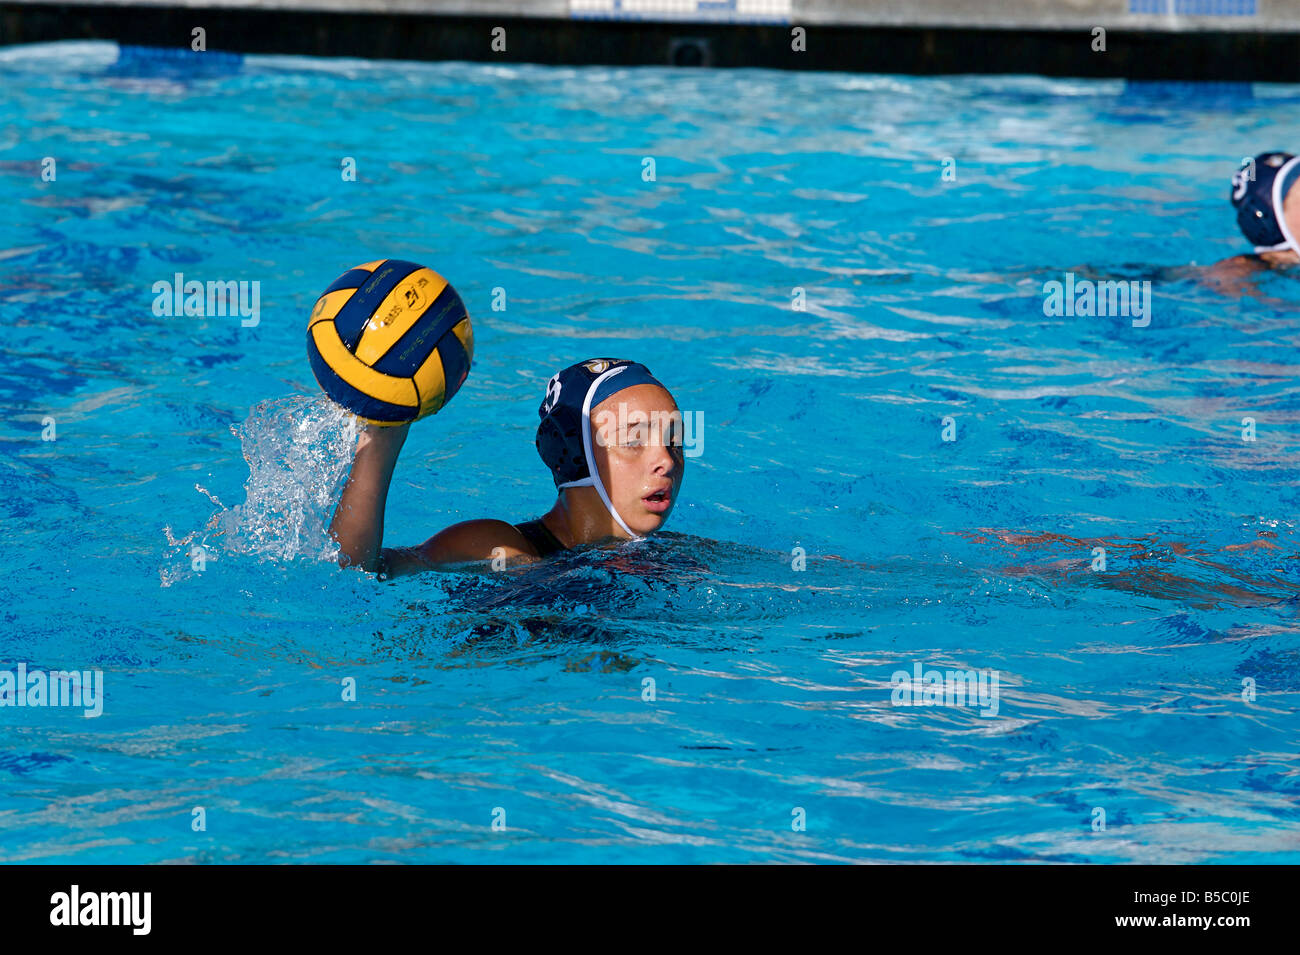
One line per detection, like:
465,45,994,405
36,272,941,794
328,359,686,579
1203,151,1300,290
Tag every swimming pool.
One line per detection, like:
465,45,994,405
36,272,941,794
2,41,1298,863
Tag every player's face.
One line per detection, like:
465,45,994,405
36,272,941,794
590,385,685,537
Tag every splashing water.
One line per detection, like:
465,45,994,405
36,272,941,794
161,395,360,585
220,395,361,559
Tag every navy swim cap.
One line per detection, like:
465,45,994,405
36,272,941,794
536,358,668,539
1231,152,1300,254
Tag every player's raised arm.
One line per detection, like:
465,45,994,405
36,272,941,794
329,421,408,573
305,258,474,576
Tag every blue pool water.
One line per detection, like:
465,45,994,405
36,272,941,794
2,41,1299,863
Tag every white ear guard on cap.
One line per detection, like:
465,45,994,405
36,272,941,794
556,365,642,541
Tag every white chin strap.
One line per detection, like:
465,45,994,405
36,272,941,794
556,366,643,541
1255,156,1300,256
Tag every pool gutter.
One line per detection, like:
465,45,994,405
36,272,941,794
1,0,1298,79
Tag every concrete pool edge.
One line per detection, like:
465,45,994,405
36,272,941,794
1,2,1299,78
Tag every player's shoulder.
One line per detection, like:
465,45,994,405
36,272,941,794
1195,253,1267,291
417,519,538,563
1258,249,1300,269
1215,253,1267,271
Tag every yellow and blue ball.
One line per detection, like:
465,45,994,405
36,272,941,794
306,259,474,426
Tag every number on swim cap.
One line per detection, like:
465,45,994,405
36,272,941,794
543,375,562,415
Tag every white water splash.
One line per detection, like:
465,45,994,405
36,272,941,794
160,395,361,586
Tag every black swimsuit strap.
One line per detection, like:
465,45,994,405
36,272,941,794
514,518,567,558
